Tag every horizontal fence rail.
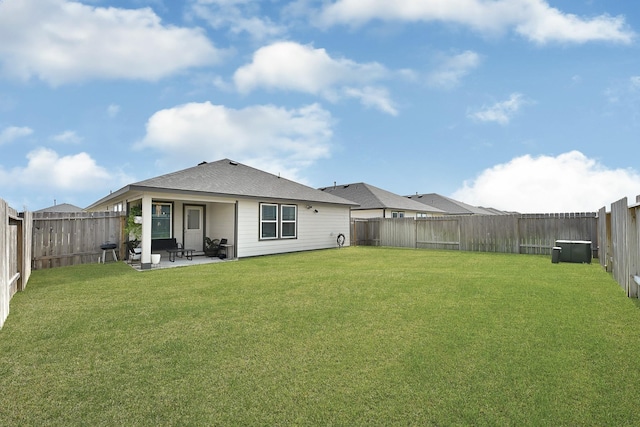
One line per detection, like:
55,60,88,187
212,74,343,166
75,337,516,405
352,213,598,256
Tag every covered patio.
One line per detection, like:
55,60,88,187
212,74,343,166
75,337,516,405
126,250,235,271
126,195,236,270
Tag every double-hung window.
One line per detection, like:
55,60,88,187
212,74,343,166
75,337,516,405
391,211,405,218
260,203,297,239
260,203,278,239
281,205,297,238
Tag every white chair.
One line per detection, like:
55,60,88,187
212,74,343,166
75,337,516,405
128,247,142,264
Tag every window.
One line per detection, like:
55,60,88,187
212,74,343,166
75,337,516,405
281,205,297,238
152,202,172,239
391,211,405,218
260,203,297,239
261,203,278,239
187,208,200,230
417,212,428,218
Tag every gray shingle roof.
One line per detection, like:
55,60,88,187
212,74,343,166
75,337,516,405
320,183,444,213
88,159,357,209
34,203,84,213
406,193,505,215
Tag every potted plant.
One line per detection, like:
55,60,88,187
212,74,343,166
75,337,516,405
125,204,142,250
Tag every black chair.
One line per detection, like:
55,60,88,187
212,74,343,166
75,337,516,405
204,237,220,257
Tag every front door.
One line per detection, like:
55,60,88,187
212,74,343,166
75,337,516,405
184,206,204,250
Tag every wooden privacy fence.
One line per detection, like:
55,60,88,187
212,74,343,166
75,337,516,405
351,213,598,255
599,196,640,298
32,211,125,270
1,198,32,329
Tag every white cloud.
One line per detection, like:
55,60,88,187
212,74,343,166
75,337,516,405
452,151,640,213
515,1,633,44
427,51,481,89
0,0,222,85
631,76,640,90
233,41,397,115
0,147,131,192
136,101,334,182
107,104,121,118
52,130,82,144
316,0,634,44
469,93,526,125
190,0,287,41
0,126,33,144
343,86,397,116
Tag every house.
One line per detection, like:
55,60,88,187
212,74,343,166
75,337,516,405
319,182,444,219
34,203,84,213
406,193,508,215
86,159,357,269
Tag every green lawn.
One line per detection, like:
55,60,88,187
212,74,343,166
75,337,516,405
1,247,639,426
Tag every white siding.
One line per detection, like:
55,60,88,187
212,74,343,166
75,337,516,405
351,209,438,219
237,199,351,258
173,201,185,245
205,202,235,245
353,209,428,219
392,210,422,219
351,209,386,219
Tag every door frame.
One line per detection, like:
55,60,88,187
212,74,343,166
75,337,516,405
183,204,205,251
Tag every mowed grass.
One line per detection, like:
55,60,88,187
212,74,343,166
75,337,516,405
1,246,639,426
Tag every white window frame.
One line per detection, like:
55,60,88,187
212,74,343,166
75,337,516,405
259,203,298,240
391,211,405,218
260,203,278,240
280,204,297,239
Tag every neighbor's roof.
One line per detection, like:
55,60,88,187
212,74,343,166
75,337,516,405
319,183,444,213
34,203,84,213
87,159,358,209
406,193,506,215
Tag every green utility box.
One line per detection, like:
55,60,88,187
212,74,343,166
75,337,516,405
554,240,592,264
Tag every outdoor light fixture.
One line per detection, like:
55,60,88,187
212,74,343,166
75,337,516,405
306,205,313,209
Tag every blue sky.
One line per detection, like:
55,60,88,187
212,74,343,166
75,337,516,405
1,0,639,213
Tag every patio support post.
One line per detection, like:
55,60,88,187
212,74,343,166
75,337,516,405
141,195,152,270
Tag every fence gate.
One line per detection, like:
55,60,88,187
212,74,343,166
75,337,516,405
351,219,380,246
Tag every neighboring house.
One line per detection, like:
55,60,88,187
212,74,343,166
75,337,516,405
34,203,84,213
406,193,508,215
86,159,357,269
319,182,444,219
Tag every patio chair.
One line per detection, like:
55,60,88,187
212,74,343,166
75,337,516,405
128,247,142,264
204,237,220,257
